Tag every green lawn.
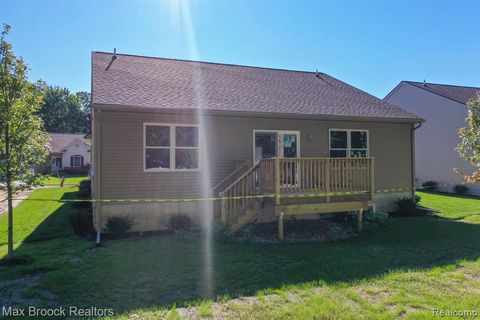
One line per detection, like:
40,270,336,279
40,175,89,186
418,191,480,220
1,189,480,319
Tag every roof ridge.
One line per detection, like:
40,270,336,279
92,51,326,76
404,80,480,90
48,132,87,135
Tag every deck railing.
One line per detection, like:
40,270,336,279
259,157,375,203
220,162,260,224
220,157,375,225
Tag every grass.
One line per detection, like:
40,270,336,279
0,189,479,319
418,191,480,220
40,175,88,186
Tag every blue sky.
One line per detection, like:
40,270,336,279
1,0,479,97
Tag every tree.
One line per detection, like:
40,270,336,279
39,86,90,133
456,92,480,183
0,24,49,260
76,91,91,132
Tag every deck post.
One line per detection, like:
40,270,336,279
325,158,331,202
220,192,227,223
357,208,363,233
370,158,375,201
275,158,281,205
278,211,284,240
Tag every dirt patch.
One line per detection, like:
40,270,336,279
0,272,56,307
174,287,328,319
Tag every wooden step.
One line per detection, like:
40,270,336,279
231,208,257,232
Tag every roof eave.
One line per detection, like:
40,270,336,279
93,102,425,124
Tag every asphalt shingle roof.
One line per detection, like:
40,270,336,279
92,52,421,122
49,133,90,153
405,81,479,105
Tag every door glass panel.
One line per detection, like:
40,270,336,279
282,134,298,158
255,132,277,161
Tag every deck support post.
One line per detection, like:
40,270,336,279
278,211,284,240
325,158,331,203
220,192,227,223
275,158,281,205
357,208,363,233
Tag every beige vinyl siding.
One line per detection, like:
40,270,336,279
95,106,413,200
385,83,480,195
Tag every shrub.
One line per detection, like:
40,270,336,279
327,224,351,241
165,213,193,231
212,221,235,244
453,184,469,195
395,196,421,217
422,180,438,191
238,225,255,242
70,208,94,237
79,179,91,190
74,179,92,209
363,212,390,229
105,216,134,239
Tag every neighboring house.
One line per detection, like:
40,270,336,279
48,133,91,174
91,51,423,235
385,81,480,195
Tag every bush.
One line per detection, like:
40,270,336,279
212,221,235,244
70,208,94,237
327,224,351,241
165,213,193,231
363,212,390,230
453,184,469,195
395,196,421,217
74,179,92,209
422,180,438,191
105,216,134,239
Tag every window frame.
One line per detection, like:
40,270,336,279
143,122,201,172
72,155,83,167
329,129,369,158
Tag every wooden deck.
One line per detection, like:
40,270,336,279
218,157,375,238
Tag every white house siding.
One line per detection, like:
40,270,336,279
385,83,480,195
62,141,91,168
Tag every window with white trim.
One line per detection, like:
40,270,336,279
329,129,368,158
72,155,83,167
144,124,200,171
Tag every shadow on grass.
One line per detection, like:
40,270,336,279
23,191,79,243
5,215,480,314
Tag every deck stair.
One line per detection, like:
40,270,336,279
219,162,261,231
218,157,375,236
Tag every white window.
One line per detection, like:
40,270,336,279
144,123,200,172
72,155,83,167
329,129,368,158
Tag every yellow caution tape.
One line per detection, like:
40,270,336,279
1,181,476,203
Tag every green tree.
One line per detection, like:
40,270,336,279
456,93,480,183
76,91,91,132
0,24,49,259
40,86,89,133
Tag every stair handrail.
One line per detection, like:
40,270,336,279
211,161,249,195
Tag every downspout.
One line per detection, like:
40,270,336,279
411,122,422,199
94,109,102,246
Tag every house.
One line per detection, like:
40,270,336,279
48,133,91,174
385,81,480,195
91,51,423,237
